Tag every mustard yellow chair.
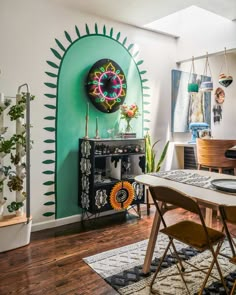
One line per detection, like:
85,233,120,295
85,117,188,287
149,186,228,294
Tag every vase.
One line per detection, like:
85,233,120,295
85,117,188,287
125,119,132,133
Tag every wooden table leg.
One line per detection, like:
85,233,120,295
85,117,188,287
142,201,162,274
205,207,213,227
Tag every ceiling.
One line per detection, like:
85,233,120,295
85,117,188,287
54,0,236,31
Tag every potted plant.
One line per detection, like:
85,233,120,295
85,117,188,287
0,88,34,252
144,131,169,214
145,131,169,173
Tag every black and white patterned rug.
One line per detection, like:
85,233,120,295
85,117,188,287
83,234,236,294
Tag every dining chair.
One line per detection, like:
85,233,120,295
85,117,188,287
219,205,236,295
196,138,236,226
148,186,228,295
196,138,236,174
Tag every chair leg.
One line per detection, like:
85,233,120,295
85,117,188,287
199,244,229,295
230,280,236,295
149,239,172,291
169,241,191,295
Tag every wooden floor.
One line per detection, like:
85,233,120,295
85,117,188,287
0,205,235,295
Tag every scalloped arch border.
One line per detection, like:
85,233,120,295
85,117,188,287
42,23,150,218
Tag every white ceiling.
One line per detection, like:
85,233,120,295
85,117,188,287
54,0,236,30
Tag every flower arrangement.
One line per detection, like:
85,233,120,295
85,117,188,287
120,103,140,132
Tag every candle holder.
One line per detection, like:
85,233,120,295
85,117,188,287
94,117,100,139
84,103,89,139
83,114,89,139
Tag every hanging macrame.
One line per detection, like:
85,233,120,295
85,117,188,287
188,56,199,93
218,48,233,87
200,52,213,92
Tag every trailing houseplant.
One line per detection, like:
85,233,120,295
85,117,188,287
0,91,34,218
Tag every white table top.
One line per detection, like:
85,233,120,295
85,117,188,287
135,170,236,207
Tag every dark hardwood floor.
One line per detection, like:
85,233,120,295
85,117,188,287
0,205,234,295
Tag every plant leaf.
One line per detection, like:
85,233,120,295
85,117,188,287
95,23,98,34
140,70,147,75
110,27,113,37
75,25,80,38
155,141,170,172
122,37,127,46
85,24,90,35
44,139,56,143
46,61,59,69
42,159,55,164
127,44,134,51
44,82,57,88
43,150,55,154
43,170,54,175
116,32,121,40
43,181,55,186
44,104,56,110
103,25,106,35
44,191,55,196
50,48,62,60
44,116,56,120
44,201,55,206
44,127,56,132
55,38,66,51
43,212,55,217
44,94,56,98
136,60,144,66
45,72,58,78
65,31,72,43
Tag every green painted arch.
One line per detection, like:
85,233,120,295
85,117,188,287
43,24,150,219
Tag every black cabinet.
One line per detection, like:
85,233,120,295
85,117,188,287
79,138,145,215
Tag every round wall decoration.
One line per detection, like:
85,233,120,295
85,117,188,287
110,181,134,210
86,59,127,113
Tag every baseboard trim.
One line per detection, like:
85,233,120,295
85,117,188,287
31,210,122,232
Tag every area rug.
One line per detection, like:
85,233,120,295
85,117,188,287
83,234,236,294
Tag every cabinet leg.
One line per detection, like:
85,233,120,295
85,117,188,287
137,203,141,218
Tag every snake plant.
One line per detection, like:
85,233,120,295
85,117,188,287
145,132,169,173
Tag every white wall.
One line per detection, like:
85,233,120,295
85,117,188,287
0,0,177,227
176,7,236,62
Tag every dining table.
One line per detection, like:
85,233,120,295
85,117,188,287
135,169,236,274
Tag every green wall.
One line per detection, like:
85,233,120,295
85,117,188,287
56,35,143,218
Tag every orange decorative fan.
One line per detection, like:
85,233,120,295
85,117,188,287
110,181,134,210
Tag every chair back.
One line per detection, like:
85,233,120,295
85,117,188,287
196,138,236,168
149,186,200,215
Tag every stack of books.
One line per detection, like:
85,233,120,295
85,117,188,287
121,133,136,139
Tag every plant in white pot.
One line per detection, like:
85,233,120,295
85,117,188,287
0,85,34,252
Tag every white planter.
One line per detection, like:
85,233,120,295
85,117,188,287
0,214,32,252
